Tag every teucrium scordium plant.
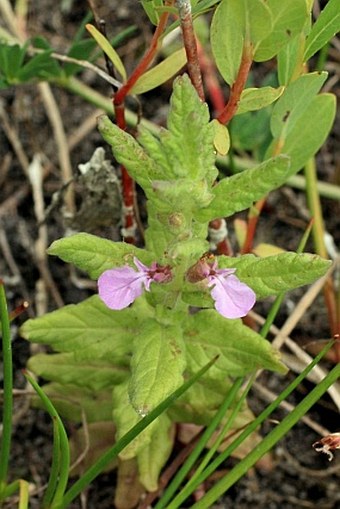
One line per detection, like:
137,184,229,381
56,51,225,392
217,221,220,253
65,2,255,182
19,0,338,498
21,74,332,491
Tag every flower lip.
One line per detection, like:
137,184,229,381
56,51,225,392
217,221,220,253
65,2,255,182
186,255,256,319
98,257,173,310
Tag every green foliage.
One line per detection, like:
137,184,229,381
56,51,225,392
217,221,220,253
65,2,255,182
48,233,152,279
129,318,186,414
236,86,284,115
183,310,286,377
253,0,308,61
304,0,340,61
217,253,332,298
196,155,291,222
16,2,338,499
211,0,272,85
131,48,187,94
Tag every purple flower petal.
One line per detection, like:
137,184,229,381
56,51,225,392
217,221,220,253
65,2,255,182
98,266,148,310
209,273,256,319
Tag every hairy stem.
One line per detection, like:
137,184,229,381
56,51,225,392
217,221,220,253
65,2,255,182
177,0,205,102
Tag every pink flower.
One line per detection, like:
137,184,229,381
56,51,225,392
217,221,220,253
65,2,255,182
98,257,172,310
187,256,256,319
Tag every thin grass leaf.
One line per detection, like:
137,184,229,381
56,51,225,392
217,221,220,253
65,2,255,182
60,357,217,509
191,358,340,508
85,24,127,81
23,371,70,508
154,378,244,509
165,341,334,508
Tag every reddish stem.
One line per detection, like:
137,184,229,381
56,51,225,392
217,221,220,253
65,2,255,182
112,5,172,243
217,43,253,125
197,41,225,115
114,8,171,107
240,197,266,254
177,0,205,102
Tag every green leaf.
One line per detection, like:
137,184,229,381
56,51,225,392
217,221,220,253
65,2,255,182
0,43,27,80
129,319,186,415
112,381,160,459
272,93,336,174
20,295,151,362
86,24,127,81
211,0,272,85
254,0,308,61
236,86,284,115
98,116,157,188
32,382,113,423
184,311,286,377
64,38,97,76
27,352,128,391
304,0,340,61
217,252,332,298
141,0,164,25
130,48,186,94
277,33,305,86
270,71,328,140
137,413,174,491
169,377,233,425
212,120,230,155
47,232,153,279
195,155,291,222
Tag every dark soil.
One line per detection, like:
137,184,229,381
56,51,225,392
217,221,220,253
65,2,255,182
1,1,340,508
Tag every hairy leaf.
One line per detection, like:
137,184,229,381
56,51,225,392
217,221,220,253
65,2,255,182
184,311,286,377
28,352,128,391
217,252,331,298
47,232,153,279
137,413,174,491
129,319,186,415
32,383,113,423
195,155,291,222
98,116,157,188
112,381,160,459
20,295,153,362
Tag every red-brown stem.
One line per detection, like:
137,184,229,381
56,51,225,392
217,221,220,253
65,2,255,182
177,0,205,102
114,7,171,107
113,5,172,242
240,197,266,254
197,41,225,115
217,43,253,125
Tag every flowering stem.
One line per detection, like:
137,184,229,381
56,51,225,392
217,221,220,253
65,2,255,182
217,43,253,125
112,5,172,243
176,0,205,102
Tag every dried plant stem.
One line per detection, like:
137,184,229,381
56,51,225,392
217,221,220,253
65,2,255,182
217,43,253,125
304,158,338,344
38,82,75,216
176,0,205,102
